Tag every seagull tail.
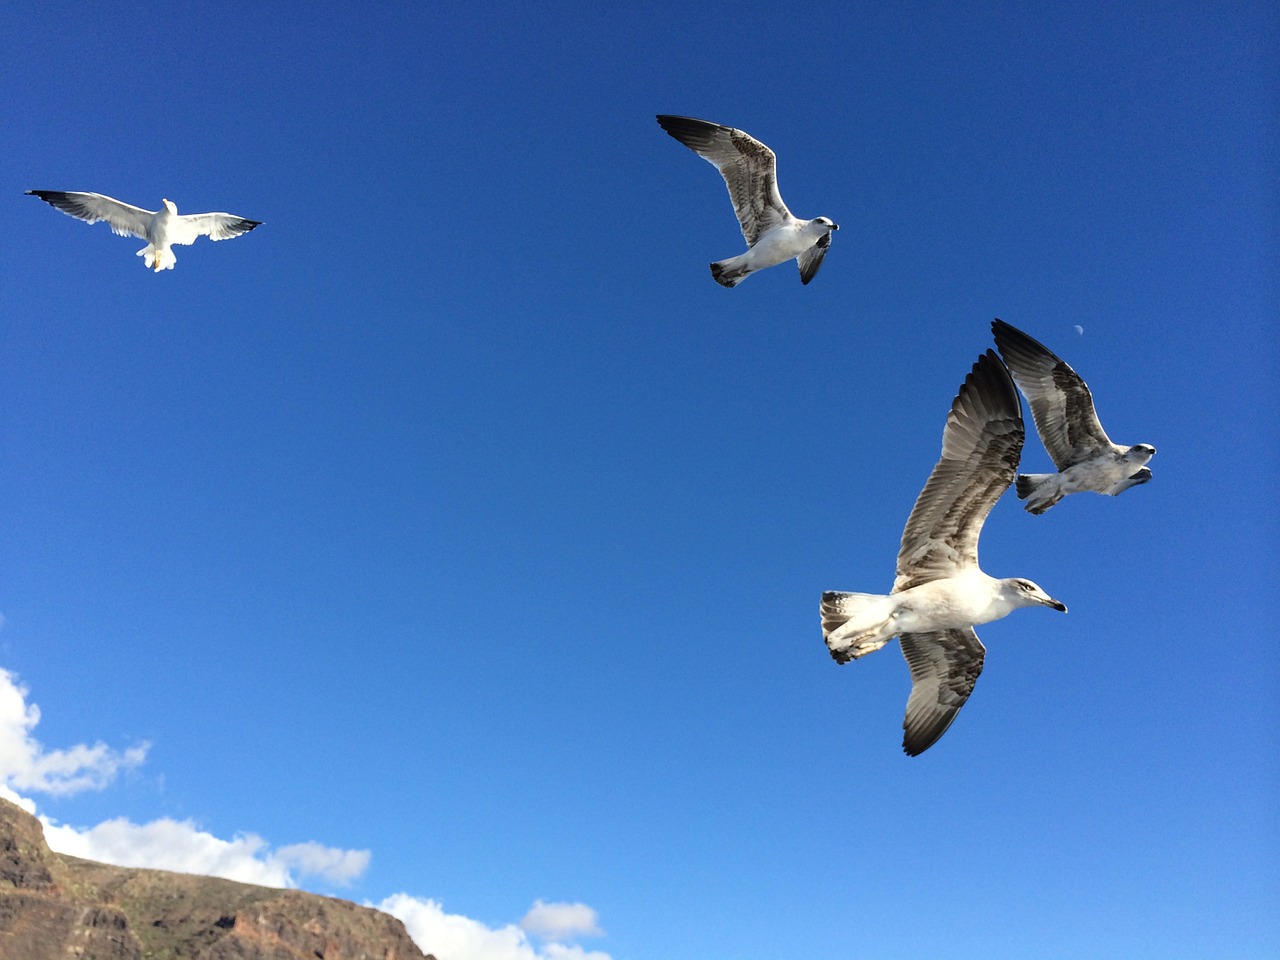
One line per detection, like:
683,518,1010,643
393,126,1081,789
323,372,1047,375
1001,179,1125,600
1015,473,1063,514
821,591,897,664
709,259,750,287
137,245,176,271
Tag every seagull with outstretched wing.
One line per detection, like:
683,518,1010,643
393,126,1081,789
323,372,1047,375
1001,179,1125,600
27,190,262,272
820,350,1067,756
992,319,1156,514
656,115,838,287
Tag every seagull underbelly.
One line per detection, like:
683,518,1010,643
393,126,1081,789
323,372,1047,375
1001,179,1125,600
894,577,1006,632
746,225,811,267
1060,456,1131,494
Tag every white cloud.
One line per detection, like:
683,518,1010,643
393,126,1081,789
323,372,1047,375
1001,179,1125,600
0,782,36,813
379,895,611,960
520,900,603,940
42,816,291,885
0,667,604,958
540,946,613,960
39,815,370,888
0,666,368,888
276,841,372,886
0,668,148,795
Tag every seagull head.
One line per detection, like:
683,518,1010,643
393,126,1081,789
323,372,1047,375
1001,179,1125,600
162,198,178,214
813,216,838,232
1006,578,1067,613
1125,443,1157,465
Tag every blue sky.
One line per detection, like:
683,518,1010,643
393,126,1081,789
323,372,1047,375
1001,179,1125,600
1,2,1276,958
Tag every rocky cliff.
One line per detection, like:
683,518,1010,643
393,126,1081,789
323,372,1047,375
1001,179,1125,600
0,798,435,960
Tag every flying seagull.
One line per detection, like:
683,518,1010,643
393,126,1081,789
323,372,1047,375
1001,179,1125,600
655,115,838,287
992,319,1156,514
26,190,262,272
820,350,1067,756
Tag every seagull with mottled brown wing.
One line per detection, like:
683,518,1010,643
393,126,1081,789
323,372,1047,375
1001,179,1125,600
820,350,1067,756
992,319,1156,514
656,115,837,287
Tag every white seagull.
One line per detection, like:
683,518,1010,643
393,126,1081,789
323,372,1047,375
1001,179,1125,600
26,190,262,272
656,115,838,287
821,350,1067,756
992,319,1156,514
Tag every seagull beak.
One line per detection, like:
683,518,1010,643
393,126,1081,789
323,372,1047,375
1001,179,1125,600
831,223,840,230
1045,598,1068,613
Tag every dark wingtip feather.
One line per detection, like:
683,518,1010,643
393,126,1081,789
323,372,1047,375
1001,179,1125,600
902,723,947,757
656,114,726,149
902,704,966,756
992,317,1063,372
656,114,716,129
992,317,1044,349
956,349,1020,423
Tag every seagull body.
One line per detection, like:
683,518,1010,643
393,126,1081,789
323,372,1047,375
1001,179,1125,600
821,350,1067,756
655,115,837,287
992,319,1156,514
26,190,261,272
826,569,1049,648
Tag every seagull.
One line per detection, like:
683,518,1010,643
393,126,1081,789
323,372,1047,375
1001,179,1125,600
655,115,838,287
26,190,262,272
992,319,1156,514
820,350,1067,756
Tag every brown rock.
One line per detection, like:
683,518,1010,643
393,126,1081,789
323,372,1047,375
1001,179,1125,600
0,798,436,960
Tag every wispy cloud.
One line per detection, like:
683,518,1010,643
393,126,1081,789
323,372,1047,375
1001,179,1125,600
276,840,372,886
0,668,147,795
379,894,612,960
520,900,604,940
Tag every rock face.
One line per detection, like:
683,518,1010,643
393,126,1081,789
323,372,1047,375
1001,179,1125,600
0,798,435,960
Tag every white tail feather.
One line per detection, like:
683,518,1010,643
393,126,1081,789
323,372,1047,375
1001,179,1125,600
1015,473,1063,514
137,245,175,271
821,591,897,663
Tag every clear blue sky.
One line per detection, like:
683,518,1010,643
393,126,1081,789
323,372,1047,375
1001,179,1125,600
1,2,1276,958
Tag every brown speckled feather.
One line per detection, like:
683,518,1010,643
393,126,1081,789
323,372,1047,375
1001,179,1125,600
656,115,794,246
894,351,1023,593
899,629,986,756
992,319,1112,469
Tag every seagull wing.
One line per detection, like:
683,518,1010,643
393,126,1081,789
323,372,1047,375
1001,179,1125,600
992,319,1113,469
167,212,263,246
894,350,1024,592
899,628,986,756
26,190,153,239
656,115,793,246
797,231,831,285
